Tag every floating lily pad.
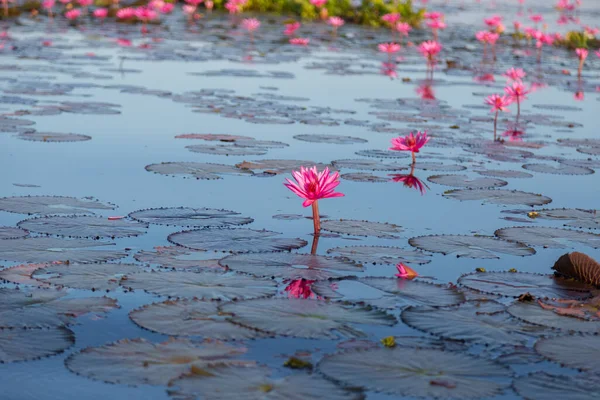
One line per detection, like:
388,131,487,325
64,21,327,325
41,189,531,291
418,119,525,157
536,335,600,371
17,216,147,239
175,133,254,142
331,159,406,171
502,208,600,229
123,271,277,301
428,174,507,188
169,228,307,253
402,301,546,346
0,327,74,363
169,365,359,400
17,132,91,142
0,226,28,239
414,163,467,172
553,252,600,286
355,149,409,159
522,163,594,175
129,207,253,228
236,159,330,175
66,338,248,386
0,237,127,263
409,235,535,259
146,162,252,180
134,246,222,271
326,245,431,265
321,220,402,238
318,347,512,399
219,253,361,280
185,144,267,156
130,299,266,340
508,301,600,333
444,189,552,206
514,372,600,400
293,134,367,144
340,173,387,183
458,272,593,299
0,196,113,215
32,263,143,291
494,227,600,249
0,263,50,286
475,169,533,179
219,299,395,339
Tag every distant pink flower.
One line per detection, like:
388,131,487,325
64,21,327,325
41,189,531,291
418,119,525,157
395,263,418,279
161,3,174,13
184,0,203,5
484,15,503,28
576,48,589,61
381,13,400,25
328,16,344,28
504,82,529,116
284,22,301,35
513,21,522,31
396,22,411,36
116,38,132,46
182,5,196,15
224,1,241,14
424,11,443,20
503,67,526,82
135,7,157,22
474,73,495,83
427,19,446,30
289,37,309,46
529,14,543,23
77,0,93,6
205,0,213,10
574,91,584,101
285,279,316,299
241,18,260,32
390,131,429,163
116,7,135,19
284,166,344,208
378,42,401,54
65,9,81,20
596,49,600,58
485,94,512,113
584,26,599,37
310,0,327,7
93,8,108,18
42,0,54,9
390,173,428,194
418,40,442,64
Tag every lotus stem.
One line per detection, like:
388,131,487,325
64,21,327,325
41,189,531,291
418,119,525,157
411,152,416,164
310,234,320,255
312,201,320,235
493,110,498,141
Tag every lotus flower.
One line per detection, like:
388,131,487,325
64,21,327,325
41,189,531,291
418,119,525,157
116,7,135,19
285,279,316,299
576,48,588,78
241,18,260,32
381,13,400,25
503,67,526,82
310,0,326,7
396,22,411,37
378,42,400,61
65,9,81,20
284,22,300,36
93,8,108,19
328,16,344,28
390,131,430,163
395,263,418,279
418,41,442,67
504,82,529,117
289,37,309,46
485,94,511,140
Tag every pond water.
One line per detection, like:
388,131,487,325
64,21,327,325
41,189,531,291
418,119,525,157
1,0,600,399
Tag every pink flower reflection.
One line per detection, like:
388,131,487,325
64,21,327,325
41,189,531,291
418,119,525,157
284,279,316,299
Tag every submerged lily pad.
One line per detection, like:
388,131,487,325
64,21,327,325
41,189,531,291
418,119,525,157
0,327,75,363
409,235,535,259
66,338,248,386
130,299,265,340
321,220,402,238
122,271,277,301
318,347,512,399
134,246,222,271
508,301,600,333
402,301,546,346
0,226,28,239
219,299,395,339
0,237,127,263
129,207,253,228
146,162,252,180
31,263,143,291
293,134,367,144
17,216,148,239
458,272,593,299
514,372,600,400
0,196,113,215
522,163,594,175
219,253,361,280
494,227,600,249
169,228,307,253
169,365,359,400
427,175,507,188
535,335,600,371
326,245,431,265
17,132,91,142
443,189,552,206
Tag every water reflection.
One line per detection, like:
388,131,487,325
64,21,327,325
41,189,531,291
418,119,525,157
390,164,429,195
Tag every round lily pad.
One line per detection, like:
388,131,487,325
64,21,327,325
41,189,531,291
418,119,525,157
427,174,507,188
17,216,148,239
501,208,600,229
355,149,409,159
514,372,600,400
321,219,403,238
535,335,600,371
331,159,406,171
293,134,367,144
326,245,431,265
134,246,222,271
32,263,143,291
409,235,535,259
475,169,533,179
0,226,28,239
340,173,387,183
175,134,253,142
168,228,307,253
458,272,593,299
0,237,127,263
0,263,50,286
122,271,277,301
414,162,467,172
495,226,600,249
185,144,268,156
129,207,253,228
508,301,600,333
219,253,362,280
318,347,512,399
443,189,552,206
146,162,252,180
0,196,114,215
0,327,74,363
130,299,266,340
66,338,249,386
17,132,91,142
219,298,396,339
522,163,594,175
235,159,330,175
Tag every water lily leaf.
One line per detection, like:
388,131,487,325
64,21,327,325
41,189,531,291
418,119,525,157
318,347,512,399
458,272,593,299
402,301,547,345
123,271,277,301
577,147,600,156
409,235,535,258
219,299,396,339
168,228,307,253
443,189,552,206
0,327,74,363
219,253,361,280
340,173,387,183
522,163,594,175
494,227,600,249
185,144,267,156
501,208,600,229
17,216,148,239
0,196,113,215
536,335,600,371
134,246,222,271
0,237,127,263
475,169,533,179
146,162,252,180
508,301,600,333
321,219,402,238
355,149,409,159
414,163,467,172
293,134,367,144
427,174,507,188
552,252,600,286
514,372,600,400
130,299,266,340
129,207,252,228
169,365,360,400
17,132,91,142
0,263,51,286
0,226,28,239
235,159,330,175
331,159,407,171
32,263,143,291
326,245,431,265
65,338,248,386
175,134,253,142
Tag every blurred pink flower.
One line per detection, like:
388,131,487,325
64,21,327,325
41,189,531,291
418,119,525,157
485,94,512,113
484,15,502,28
328,16,344,27
93,8,108,18
116,7,135,19
382,13,400,25
289,37,309,46
65,9,81,20
310,0,327,7
504,81,529,103
396,22,411,36
576,48,589,61
574,91,584,101
42,0,54,9
241,18,260,32
390,131,429,163
284,22,301,35
418,40,442,63
378,42,401,54
503,67,526,82
529,14,543,23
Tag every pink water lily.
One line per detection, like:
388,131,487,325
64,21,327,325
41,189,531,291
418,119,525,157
390,170,428,194
396,22,411,37
378,42,400,61
395,263,418,279
65,9,81,20
503,67,526,82
390,131,430,163
289,37,309,46
284,166,343,234
284,22,300,36
382,13,400,25
418,40,442,67
576,48,588,78
485,94,512,140
93,8,108,19
285,279,316,299
504,81,529,117
116,7,135,19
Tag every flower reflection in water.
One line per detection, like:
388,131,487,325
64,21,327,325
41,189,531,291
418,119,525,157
416,80,435,100
502,128,525,142
390,164,429,195
381,62,397,79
